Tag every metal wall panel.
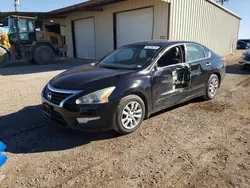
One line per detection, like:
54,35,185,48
64,0,170,59
62,0,240,58
169,0,240,55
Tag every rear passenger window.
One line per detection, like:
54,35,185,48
186,44,205,62
203,47,211,58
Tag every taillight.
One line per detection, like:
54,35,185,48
220,57,226,67
220,57,226,65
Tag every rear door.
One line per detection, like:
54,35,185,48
186,44,211,97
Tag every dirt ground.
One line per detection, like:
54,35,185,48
0,55,249,188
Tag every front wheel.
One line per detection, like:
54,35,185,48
202,74,220,100
113,95,145,134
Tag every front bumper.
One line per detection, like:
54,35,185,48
42,96,117,132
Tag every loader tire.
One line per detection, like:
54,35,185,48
33,45,55,65
0,47,10,68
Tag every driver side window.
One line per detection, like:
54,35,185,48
157,45,185,68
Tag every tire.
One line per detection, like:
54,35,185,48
33,45,55,65
0,47,10,68
113,95,145,135
202,74,220,100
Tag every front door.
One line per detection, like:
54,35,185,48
152,45,190,112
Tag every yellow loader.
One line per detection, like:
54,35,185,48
0,15,66,68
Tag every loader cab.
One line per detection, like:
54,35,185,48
8,15,36,45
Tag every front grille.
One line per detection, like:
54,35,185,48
43,86,73,105
50,111,68,127
43,109,68,127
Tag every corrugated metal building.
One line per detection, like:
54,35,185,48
50,0,241,59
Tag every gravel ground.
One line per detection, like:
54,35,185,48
0,55,249,188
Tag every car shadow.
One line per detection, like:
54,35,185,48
0,105,118,154
149,97,205,119
0,58,95,76
226,64,250,75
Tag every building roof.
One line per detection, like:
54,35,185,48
49,0,127,15
49,0,241,20
206,0,241,20
0,11,65,19
0,0,241,20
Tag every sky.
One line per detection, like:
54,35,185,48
224,1,250,39
0,0,249,39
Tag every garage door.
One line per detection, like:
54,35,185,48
74,18,95,59
116,7,153,48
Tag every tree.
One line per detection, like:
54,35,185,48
216,0,229,6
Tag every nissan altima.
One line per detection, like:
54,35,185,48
42,41,225,134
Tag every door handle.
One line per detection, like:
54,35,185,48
206,62,211,66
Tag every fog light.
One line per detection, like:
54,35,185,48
77,117,100,124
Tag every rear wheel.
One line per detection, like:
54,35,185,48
113,95,145,135
33,45,55,65
0,47,10,68
203,74,219,100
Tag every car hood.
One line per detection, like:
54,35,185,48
49,65,135,90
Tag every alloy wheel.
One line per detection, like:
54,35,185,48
121,101,143,130
208,77,219,97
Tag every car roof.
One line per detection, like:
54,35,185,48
238,41,248,44
128,40,201,47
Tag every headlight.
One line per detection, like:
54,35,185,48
75,87,116,104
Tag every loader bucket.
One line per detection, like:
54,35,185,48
0,46,10,68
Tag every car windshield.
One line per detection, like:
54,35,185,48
97,45,161,70
240,40,250,43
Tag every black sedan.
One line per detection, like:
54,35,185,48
237,41,250,49
239,49,250,69
42,41,225,134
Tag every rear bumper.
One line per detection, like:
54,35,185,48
220,65,226,83
42,96,117,132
